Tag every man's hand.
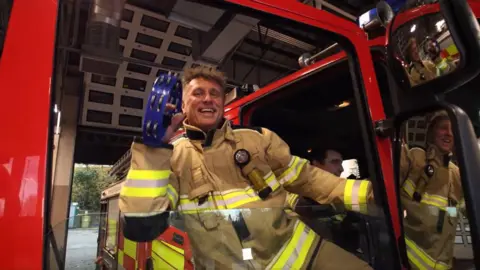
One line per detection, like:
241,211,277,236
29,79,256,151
161,104,186,143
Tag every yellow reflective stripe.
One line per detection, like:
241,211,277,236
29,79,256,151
179,187,261,213
405,237,450,270
152,240,184,269
123,238,137,259
163,241,184,255
127,169,170,180
118,249,124,266
265,171,281,191
120,186,168,198
286,193,299,210
267,221,317,269
121,170,172,198
421,193,448,210
279,156,308,186
166,184,179,209
344,180,369,213
358,181,369,213
403,179,416,198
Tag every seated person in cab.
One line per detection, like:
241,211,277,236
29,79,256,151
285,147,346,216
119,67,374,269
286,149,367,255
400,112,465,270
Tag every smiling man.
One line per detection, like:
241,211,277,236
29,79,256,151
119,66,374,269
399,112,465,270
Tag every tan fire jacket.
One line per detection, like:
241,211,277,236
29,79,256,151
119,119,374,269
408,60,437,86
400,144,464,270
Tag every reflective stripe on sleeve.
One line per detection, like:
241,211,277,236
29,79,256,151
279,156,308,186
405,237,450,270
421,193,448,210
179,187,261,213
266,220,317,270
286,193,299,210
344,180,369,214
403,179,416,198
265,171,281,191
121,169,171,198
166,184,179,209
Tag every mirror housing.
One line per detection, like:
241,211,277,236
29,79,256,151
386,0,480,95
392,103,480,266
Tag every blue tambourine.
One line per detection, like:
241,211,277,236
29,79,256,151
142,72,183,147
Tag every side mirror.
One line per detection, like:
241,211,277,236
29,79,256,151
386,0,480,93
392,104,480,268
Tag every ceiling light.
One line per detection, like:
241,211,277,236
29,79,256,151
336,100,351,108
410,24,416,33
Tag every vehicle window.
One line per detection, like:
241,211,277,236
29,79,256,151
0,0,13,61
98,202,108,248
246,56,397,268
106,197,119,255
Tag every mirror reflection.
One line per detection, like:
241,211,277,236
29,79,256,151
391,10,460,87
398,111,473,270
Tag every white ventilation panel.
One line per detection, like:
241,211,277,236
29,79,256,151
80,3,215,131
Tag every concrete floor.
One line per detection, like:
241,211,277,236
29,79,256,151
65,229,98,270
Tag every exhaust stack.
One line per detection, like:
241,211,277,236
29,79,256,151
80,0,126,77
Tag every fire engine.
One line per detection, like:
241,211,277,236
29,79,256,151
1,0,480,269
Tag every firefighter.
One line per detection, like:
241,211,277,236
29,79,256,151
119,66,374,269
400,112,464,270
285,148,345,216
406,37,437,86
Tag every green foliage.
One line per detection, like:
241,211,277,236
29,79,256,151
71,166,115,212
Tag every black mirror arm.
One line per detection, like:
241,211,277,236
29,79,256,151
447,104,480,266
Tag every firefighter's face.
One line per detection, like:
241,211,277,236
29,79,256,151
182,77,224,131
313,150,344,177
433,119,453,153
410,41,420,61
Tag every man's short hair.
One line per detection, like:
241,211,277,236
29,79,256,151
181,66,227,93
309,147,340,164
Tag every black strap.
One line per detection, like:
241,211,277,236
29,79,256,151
306,238,323,270
230,212,251,242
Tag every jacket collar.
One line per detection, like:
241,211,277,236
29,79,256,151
183,118,236,147
427,144,453,167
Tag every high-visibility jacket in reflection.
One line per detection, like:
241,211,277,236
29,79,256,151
119,119,374,269
408,60,437,86
400,144,464,270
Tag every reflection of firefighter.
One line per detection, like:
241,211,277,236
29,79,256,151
406,38,437,86
400,112,465,269
119,67,374,269
424,38,456,76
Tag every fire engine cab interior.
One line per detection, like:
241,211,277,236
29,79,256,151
2,0,480,269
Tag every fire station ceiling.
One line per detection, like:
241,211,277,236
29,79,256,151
66,0,377,164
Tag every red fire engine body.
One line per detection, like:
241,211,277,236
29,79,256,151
1,0,480,269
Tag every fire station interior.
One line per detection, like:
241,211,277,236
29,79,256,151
3,0,480,269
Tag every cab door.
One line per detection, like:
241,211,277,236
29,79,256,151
202,0,404,268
